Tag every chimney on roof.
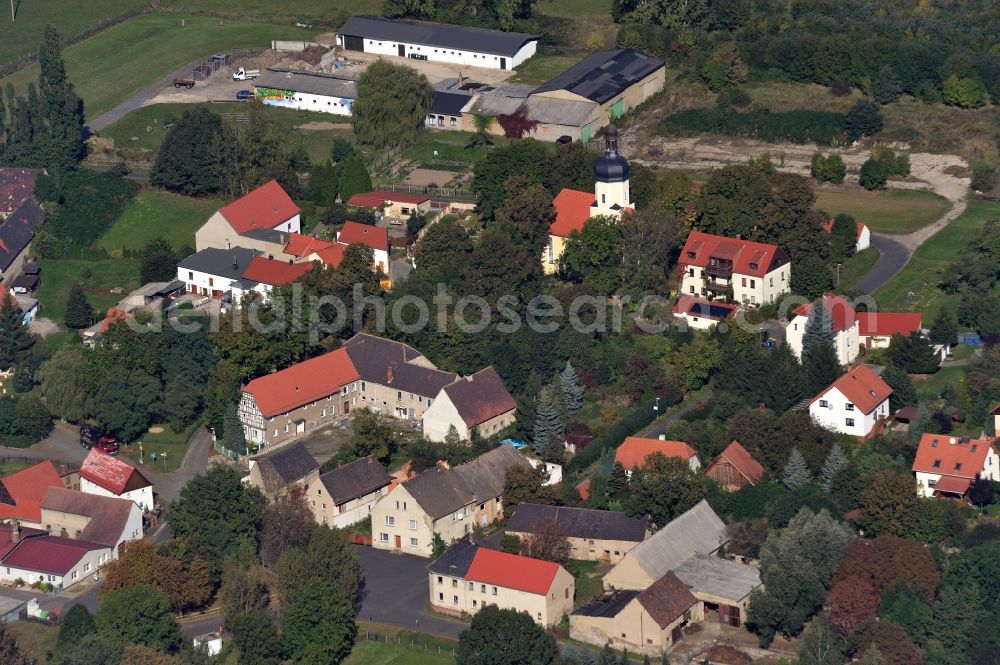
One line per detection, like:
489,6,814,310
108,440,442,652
658,434,665,441
281,233,287,244
11,519,19,544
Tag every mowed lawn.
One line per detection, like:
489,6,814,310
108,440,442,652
97,190,222,253
36,258,141,326
874,199,1000,316
813,187,950,234
512,55,584,85
0,0,147,66
837,246,880,292
344,640,455,665
536,0,612,16
163,0,382,17
101,102,352,164
0,13,316,118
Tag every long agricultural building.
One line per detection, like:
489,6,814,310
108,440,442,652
254,68,357,116
337,16,539,70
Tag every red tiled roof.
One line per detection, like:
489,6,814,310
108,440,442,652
283,232,334,258
856,312,922,338
550,188,594,238
615,437,698,470
679,230,785,278
441,367,516,428
912,434,993,479
338,221,389,253
464,547,560,595
709,441,764,485
312,243,346,268
0,461,64,522
793,292,856,332
244,348,360,418
576,479,591,501
1,535,106,575
79,449,151,495
821,219,867,240
810,364,892,415
242,256,312,286
932,475,971,496
0,168,43,215
218,180,300,235
347,191,429,207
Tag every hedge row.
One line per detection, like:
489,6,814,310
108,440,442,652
568,396,667,473
661,108,847,146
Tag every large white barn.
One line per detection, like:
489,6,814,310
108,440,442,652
336,16,538,70
254,68,357,116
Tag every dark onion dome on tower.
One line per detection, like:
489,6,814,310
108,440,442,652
594,124,629,183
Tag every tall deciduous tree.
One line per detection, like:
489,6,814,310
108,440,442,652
218,549,269,620
161,374,200,434
414,216,474,285
57,604,97,651
260,486,314,569
281,582,357,665
696,164,772,239
275,526,365,611
503,463,557,515
39,344,87,421
350,408,396,464
457,605,558,665
560,215,623,293
150,107,223,195
796,616,844,665
625,453,707,529
881,365,917,411
352,60,433,150
96,585,182,653
212,101,291,197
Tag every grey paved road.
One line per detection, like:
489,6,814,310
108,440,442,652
852,234,909,295
355,545,468,640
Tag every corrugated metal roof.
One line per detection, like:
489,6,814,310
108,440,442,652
338,16,539,57
533,48,664,104
673,555,762,603
624,500,726,581
256,68,357,99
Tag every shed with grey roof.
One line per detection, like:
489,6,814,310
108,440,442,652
672,555,762,607
337,16,539,70
255,68,357,116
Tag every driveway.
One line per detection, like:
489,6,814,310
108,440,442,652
141,427,213,504
0,422,86,466
852,234,909,294
355,545,468,640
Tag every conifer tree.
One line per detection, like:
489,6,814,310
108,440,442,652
881,365,917,411
820,444,848,491
782,447,812,489
560,361,584,414
38,27,84,175
532,387,564,454
337,153,373,203
929,307,958,347
221,404,246,454
802,300,842,393
607,462,629,501
0,296,31,370
908,404,928,444
64,282,94,329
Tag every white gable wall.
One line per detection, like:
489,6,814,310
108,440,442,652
809,386,887,437
80,477,154,512
422,391,469,442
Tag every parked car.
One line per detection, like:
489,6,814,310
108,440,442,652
236,90,254,101
232,67,260,81
556,135,573,144
80,424,119,455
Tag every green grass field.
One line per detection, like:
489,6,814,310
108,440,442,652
97,189,222,253
164,0,381,18
813,188,951,234
101,102,352,164
535,0,612,16
512,54,584,85
7,621,59,663
402,131,513,166
36,258,141,327
874,199,1000,316
0,0,148,66
0,13,316,119
345,640,455,665
121,419,200,471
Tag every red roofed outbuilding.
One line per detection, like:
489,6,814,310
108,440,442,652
336,221,390,274
678,230,790,306
421,367,517,442
427,538,574,626
240,348,361,449
704,441,764,491
855,312,923,350
79,449,154,511
821,218,870,252
615,436,701,474
808,364,892,439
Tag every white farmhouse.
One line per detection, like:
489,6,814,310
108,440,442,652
785,292,860,366
337,16,538,71
422,367,516,442
79,449,154,512
807,364,892,439
177,247,260,300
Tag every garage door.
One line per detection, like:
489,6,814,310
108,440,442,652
343,35,364,52
609,98,624,119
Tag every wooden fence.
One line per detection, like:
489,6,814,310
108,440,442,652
348,533,372,546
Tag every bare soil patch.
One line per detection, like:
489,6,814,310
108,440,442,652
402,168,458,187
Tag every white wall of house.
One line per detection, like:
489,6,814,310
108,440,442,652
177,266,240,298
857,225,871,252
680,264,789,307
261,91,353,116
0,546,110,589
809,386,887,437
428,566,573,626
673,312,724,331
422,392,469,442
786,317,859,366
345,37,536,70
80,477,154,513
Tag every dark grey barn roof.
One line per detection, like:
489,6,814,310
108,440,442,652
342,333,458,399
533,48,664,104
256,68,357,100
339,16,539,58
573,589,640,618
431,91,471,116
506,504,648,542
0,197,44,271
427,536,481,577
178,247,260,279
251,441,318,495
319,455,391,505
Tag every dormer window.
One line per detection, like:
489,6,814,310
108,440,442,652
749,262,758,270
954,463,962,471
932,460,941,468
931,439,938,448
687,251,696,259
972,444,978,452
